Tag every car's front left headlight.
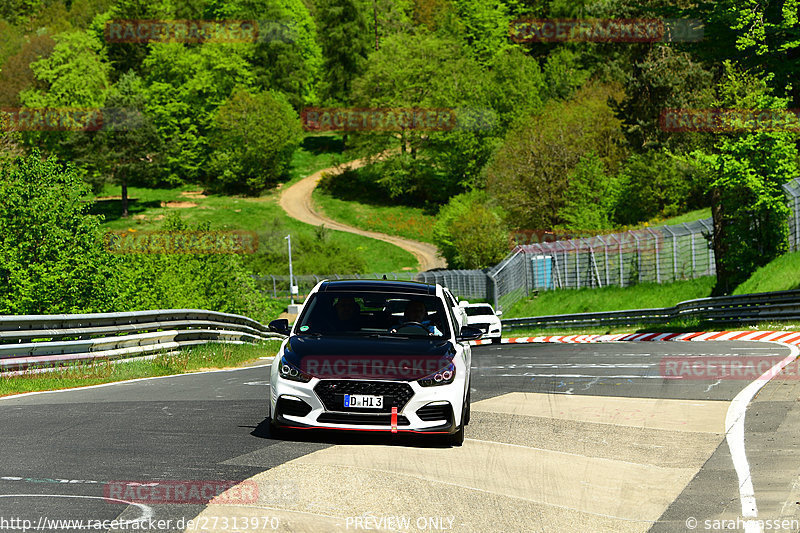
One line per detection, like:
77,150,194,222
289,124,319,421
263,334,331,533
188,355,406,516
418,362,456,387
278,355,312,383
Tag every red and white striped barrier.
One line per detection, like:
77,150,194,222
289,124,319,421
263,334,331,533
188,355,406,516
471,330,800,346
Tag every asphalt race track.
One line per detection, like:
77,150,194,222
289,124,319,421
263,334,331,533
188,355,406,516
2,341,800,533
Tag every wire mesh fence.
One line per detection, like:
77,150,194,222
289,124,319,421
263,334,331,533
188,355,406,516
254,270,488,302
256,178,800,313
486,177,800,311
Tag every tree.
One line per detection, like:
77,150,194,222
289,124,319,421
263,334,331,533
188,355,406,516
559,153,616,231
614,44,715,152
486,84,627,230
686,0,800,107
115,213,283,323
613,150,707,226
142,41,255,183
433,190,509,269
447,0,513,65
20,30,111,108
315,0,371,105
695,63,800,295
0,0,44,24
87,71,164,217
0,151,119,314
0,33,56,107
205,0,323,108
209,88,303,193
100,0,175,77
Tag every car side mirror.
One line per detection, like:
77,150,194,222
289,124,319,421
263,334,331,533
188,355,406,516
268,319,290,335
495,310,503,317
457,325,483,341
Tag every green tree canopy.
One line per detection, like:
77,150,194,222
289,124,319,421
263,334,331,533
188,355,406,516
0,151,119,314
209,88,302,192
486,83,627,231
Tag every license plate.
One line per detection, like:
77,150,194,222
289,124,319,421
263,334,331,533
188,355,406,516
344,394,383,409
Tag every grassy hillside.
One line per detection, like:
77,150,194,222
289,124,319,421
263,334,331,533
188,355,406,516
91,142,418,274
505,277,716,318
312,189,436,243
733,251,800,294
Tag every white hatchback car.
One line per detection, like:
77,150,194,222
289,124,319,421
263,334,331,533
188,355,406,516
267,280,482,446
459,302,503,344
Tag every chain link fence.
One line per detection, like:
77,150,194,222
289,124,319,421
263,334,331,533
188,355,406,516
256,178,800,313
254,271,488,302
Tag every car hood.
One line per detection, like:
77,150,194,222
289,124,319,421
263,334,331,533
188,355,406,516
282,335,456,380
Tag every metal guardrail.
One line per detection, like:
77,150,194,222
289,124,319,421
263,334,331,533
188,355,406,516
0,309,286,372
501,290,800,331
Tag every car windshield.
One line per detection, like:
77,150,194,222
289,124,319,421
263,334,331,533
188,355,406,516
295,292,450,338
464,306,495,317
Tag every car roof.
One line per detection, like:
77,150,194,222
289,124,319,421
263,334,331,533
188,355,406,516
318,279,437,296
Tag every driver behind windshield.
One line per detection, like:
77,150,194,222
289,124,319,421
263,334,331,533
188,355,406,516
397,300,442,336
331,296,361,331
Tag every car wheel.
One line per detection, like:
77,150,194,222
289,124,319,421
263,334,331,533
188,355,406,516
491,337,501,344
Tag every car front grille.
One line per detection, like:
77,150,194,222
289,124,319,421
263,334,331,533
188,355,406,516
471,323,490,333
314,380,415,413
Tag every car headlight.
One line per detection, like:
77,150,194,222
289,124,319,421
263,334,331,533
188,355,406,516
278,355,312,383
418,362,456,387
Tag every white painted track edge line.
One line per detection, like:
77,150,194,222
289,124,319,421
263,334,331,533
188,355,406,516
0,363,273,402
725,342,800,533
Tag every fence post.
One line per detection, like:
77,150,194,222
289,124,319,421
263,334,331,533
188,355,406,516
664,226,677,281
271,275,276,298
597,236,610,287
684,223,696,278
632,233,641,284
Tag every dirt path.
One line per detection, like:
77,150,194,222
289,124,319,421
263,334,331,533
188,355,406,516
279,157,446,271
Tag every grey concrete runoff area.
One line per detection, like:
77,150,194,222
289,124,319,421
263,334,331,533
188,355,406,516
1,341,800,532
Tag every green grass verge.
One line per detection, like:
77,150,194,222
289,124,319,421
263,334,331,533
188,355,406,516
505,276,716,319
502,320,800,338
733,250,800,294
646,207,711,227
0,341,280,397
312,189,436,244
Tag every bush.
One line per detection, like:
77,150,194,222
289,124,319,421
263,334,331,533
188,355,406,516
209,89,303,193
115,213,284,323
0,151,119,314
613,150,707,226
433,191,509,269
243,218,367,275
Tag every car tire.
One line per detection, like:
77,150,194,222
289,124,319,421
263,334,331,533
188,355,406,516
448,423,464,446
448,396,467,446
491,337,501,345
269,414,286,440
464,389,471,425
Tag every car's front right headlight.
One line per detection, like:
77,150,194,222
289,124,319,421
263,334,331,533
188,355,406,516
278,355,312,383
